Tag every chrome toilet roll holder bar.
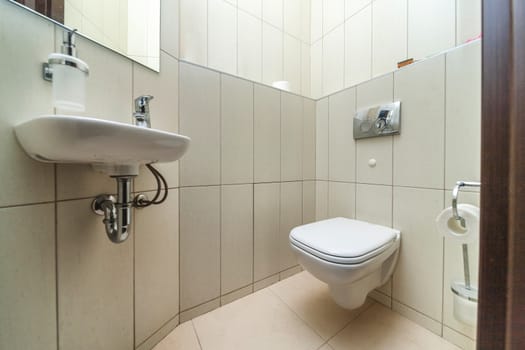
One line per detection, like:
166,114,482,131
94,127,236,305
450,180,481,301
452,181,481,228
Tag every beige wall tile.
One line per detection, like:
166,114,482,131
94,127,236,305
0,204,56,350
180,298,220,322
316,98,329,180
355,74,394,185
280,182,302,271
300,1,311,43
311,0,323,42
443,326,476,350
134,51,180,192
179,63,221,186
303,181,316,224
344,6,372,87
254,84,281,182
239,0,262,18
254,183,281,280
323,25,345,95
355,184,392,227
160,0,179,58
328,182,356,218
392,301,442,335
284,0,302,38
254,274,280,291
408,0,455,60
0,2,55,207
356,137,393,186
220,285,253,306
303,98,316,180
238,11,262,82
208,0,237,75
456,0,481,44
57,199,133,350
281,93,303,181
316,181,329,220
180,186,221,310
180,0,207,65
221,185,254,294
262,23,284,85
392,187,444,322
310,41,323,98
346,0,371,19
393,55,445,189
134,190,180,344
279,265,303,280
329,88,356,182
323,0,344,34
356,73,394,109
284,34,302,94
57,164,115,201
445,41,481,190
372,0,407,77
137,315,179,350
221,75,254,184
301,43,311,96
263,0,284,29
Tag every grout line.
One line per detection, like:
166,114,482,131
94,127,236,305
219,74,223,299
267,286,326,341
321,300,377,346
190,320,204,350
135,313,180,349
252,83,256,287
54,163,59,350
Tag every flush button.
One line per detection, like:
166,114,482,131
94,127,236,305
368,158,377,167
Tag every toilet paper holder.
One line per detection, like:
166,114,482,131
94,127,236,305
451,180,481,295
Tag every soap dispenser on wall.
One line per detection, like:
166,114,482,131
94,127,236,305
43,29,89,112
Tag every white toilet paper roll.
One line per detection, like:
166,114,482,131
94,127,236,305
435,204,480,243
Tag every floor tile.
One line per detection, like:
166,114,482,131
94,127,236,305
192,289,324,350
270,272,371,340
329,304,459,350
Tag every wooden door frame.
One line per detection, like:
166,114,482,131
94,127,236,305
478,0,525,348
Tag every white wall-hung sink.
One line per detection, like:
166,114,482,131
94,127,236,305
14,115,191,176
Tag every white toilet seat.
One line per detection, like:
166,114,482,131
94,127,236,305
290,217,400,265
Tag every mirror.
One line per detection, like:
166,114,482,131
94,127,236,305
11,0,160,72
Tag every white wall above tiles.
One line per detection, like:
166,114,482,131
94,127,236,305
310,0,482,98
180,0,310,95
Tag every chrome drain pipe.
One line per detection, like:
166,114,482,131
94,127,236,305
92,176,134,244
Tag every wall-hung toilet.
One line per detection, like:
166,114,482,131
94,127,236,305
290,217,401,309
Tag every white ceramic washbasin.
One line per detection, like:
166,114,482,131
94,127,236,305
14,115,191,176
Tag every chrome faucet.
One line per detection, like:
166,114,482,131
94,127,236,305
133,95,154,128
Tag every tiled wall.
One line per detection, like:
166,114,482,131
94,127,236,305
310,0,482,98
315,40,481,349
179,0,311,95
0,1,181,349
177,61,316,321
1,0,481,349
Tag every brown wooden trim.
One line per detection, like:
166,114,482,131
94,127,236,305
479,1,525,348
507,1,525,348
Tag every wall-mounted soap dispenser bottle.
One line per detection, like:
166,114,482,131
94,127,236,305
43,29,89,112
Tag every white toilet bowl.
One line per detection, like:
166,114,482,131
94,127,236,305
290,217,400,309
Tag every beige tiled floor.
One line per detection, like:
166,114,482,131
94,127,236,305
154,272,459,350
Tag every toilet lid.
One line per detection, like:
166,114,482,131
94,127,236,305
290,218,400,264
